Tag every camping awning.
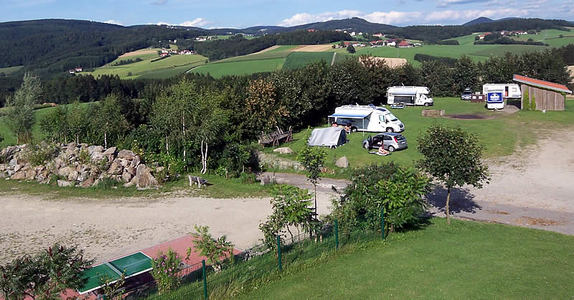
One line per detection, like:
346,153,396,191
328,112,371,119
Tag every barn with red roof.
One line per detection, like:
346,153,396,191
513,74,572,111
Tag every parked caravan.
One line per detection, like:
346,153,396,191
482,83,522,99
483,83,521,110
308,127,347,148
328,104,404,133
387,86,434,106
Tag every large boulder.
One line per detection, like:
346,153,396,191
335,156,349,168
273,147,294,154
57,180,73,187
58,166,74,178
117,149,136,160
134,164,158,189
107,160,123,175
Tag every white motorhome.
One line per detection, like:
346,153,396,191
483,83,522,110
328,104,404,133
387,86,434,106
482,83,522,99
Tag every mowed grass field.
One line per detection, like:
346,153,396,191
342,28,574,66
85,48,207,80
237,218,574,299
269,98,574,171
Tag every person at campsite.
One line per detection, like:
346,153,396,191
344,123,351,134
378,145,390,156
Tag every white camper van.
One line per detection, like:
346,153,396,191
483,83,522,110
328,104,404,133
387,86,434,106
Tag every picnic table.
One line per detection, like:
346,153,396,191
258,126,293,147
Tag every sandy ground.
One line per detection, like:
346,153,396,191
247,45,280,55
2,130,574,263
0,191,337,264
292,44,333,52
118,49,157,58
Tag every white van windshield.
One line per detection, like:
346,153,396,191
386,113,398,122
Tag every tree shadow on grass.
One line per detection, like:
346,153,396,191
426,185,482,214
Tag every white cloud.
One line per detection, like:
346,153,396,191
278,10,361,26
180,18,210,27
103,19,123,26
278,8,533,27
438,0,489,8
364,11,422,24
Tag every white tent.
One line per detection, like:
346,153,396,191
308,127,347,148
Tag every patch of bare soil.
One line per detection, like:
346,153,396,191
469,129,574,214
447,114,494,120
514,216,563,226
247,45,280,55
0,190,337,263
119,49,157,58
292,44,333,52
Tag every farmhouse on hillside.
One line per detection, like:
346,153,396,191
513,74,573,111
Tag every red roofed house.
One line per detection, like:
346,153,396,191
513,74,572,111
397,40,412,48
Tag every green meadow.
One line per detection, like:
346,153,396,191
268,98,574,171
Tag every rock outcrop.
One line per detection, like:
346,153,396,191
0,143,159,189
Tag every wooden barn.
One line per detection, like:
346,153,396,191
513,74,572,111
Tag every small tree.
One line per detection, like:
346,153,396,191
417,125,489,224
6,73,42,144
0,243,93,300
151,250,182,295
259,185,314,248
297,146,326,219
189,226,234,272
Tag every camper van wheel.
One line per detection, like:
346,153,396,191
386,127,394,133
388,146,395,152
424,103,430,107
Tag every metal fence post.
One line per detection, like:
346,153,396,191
277,235,282,272
202,260,208,300
381,206,385,240
335,219,339,249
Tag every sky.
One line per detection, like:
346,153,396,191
1,0,573,28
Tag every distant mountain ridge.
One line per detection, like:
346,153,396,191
463,17,494,26
0,17,571,81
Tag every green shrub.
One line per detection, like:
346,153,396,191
332,163,429,234
151,249,182,295
522,89,530,110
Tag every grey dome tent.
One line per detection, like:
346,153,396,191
308,127,347,148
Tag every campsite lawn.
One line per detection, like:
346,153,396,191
269,98,574,170
238,218,574,299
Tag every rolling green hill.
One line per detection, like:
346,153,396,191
85,50,208,79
